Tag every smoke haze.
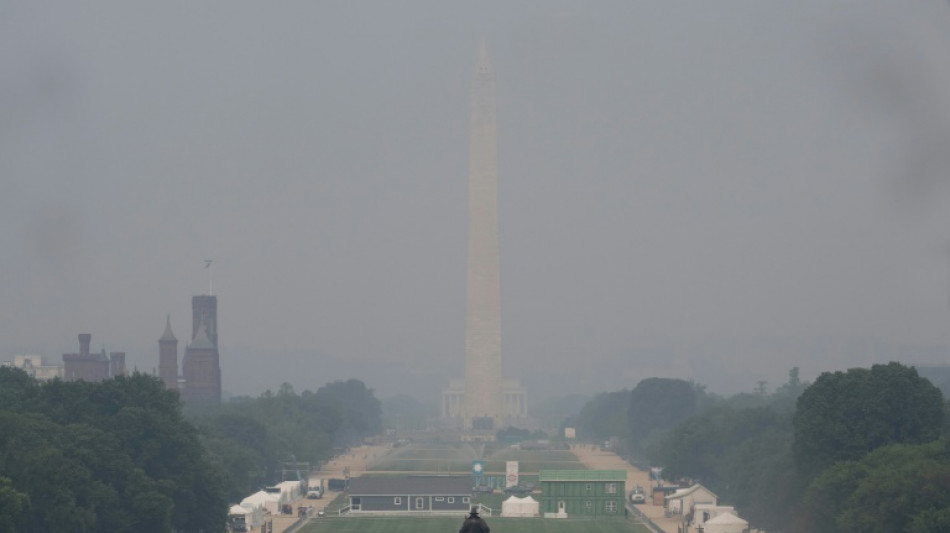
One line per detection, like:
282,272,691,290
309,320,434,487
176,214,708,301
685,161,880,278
3,2,950,404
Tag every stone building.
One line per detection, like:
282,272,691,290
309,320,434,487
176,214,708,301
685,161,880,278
62,333,126,382
158,315,179,389
181,295,221,404
5,355,63,380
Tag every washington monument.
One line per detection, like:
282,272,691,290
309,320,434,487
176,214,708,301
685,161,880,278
464,40,503,431
441,42,527,435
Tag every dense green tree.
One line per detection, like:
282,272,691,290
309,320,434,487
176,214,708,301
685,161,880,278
770,367,809,413
565,390,631,442
0,476,29,533
314,379,382,444
793,362,944,479
799,439,950,533
0,372,227,533
628,378,701,449
648,399,797,531
193,378,381,500
643,369,810,531
0,367,39,410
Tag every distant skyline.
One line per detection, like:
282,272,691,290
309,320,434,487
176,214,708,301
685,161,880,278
3,2,950,404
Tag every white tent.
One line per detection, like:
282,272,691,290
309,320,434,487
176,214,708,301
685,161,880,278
234,496,268,528
276,480,302,503
241,490,280,516
703,511,749,533
501,495,539,517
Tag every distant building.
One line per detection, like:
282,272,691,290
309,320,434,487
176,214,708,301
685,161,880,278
441,378,528,429
181,295,221,404
346,476,472,514
6,355,63,380
109,351,126,377
158,315,179,389
665,483,718,515
191,295,218,349
62,333,125,382
539,470,626,518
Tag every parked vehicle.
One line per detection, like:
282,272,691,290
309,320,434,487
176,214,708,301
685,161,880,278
630,484,646,504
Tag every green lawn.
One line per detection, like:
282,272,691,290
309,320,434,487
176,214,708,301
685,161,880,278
298,516,650,533
368,442,482,472
482,448,586,472
368,442,586,473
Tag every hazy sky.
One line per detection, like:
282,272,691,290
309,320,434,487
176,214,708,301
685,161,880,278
4,2,950,403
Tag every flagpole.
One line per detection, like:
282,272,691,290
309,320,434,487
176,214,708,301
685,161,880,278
204,259,213,296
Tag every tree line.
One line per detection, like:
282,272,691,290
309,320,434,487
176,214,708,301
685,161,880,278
191,379,381,502
568,363,950,532
0,368,382,532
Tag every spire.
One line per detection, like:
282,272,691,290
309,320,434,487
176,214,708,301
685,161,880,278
159,314,177,342
476,38,492,75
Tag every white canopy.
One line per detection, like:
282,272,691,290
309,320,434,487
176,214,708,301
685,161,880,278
501,495,539,517
241,490,279,509
704,511,749,533
229,505,249,516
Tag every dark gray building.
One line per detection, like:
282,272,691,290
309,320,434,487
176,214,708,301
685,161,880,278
347,476,472,514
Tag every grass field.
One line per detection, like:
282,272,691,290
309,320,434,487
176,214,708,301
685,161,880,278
368,442,587,473
483,449,586,472
367,442,481,472
298,516,651,533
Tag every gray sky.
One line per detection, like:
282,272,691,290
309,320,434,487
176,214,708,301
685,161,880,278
4,1,950,403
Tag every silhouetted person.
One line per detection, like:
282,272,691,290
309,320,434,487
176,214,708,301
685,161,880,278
459,507,489,533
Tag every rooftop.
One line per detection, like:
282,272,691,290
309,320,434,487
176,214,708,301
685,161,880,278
348,476,472,496
538,470,626,482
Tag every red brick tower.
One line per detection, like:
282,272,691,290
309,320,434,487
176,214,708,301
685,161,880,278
181,320,220,404
158,315,179,389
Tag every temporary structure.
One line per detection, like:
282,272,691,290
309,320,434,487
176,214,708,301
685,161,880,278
501,495,539,517
229,505,248,516
703,511,749,533
241,490,280,515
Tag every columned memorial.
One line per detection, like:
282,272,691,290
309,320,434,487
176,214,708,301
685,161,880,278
443,42,527,436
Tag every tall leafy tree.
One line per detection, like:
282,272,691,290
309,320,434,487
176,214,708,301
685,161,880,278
793,362,944,479
0,370,227,533
313,379,382,444
0,476,29,533
192,378,381,498
628,378,701,449
566,390,632,442
799,439,950,533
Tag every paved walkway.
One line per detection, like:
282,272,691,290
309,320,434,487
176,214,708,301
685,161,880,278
570,444,685,533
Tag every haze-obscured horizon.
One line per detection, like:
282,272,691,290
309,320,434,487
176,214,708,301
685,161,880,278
4,2,950,406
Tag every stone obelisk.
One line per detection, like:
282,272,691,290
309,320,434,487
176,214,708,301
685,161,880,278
464,41,503,432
